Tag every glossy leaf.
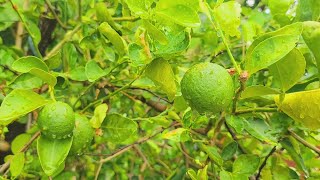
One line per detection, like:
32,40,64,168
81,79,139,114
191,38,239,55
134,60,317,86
154,31,190,56
29,68,57,87
241,85,280,99
302,21,320,76
145,58,177,100
246,23,303,63
214,1,242,37
96,2,117,30
37,135,73,176
156,0,200,12
11,133,31,154
90,103,108,129
98,22,127,56
85,60,106,82
9,73,43,89
156,5,200,28
10,153,25,177
268,0,294,15
12,56,49,73
269,48,306,92
246,34,301,75
233,154,260,175
226,115,244,134
101,113,138,143
0,89,49,125
125,0,153,15
275,89,320,130
44,51,61,69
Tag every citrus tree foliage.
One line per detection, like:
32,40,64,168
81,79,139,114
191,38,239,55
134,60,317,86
0,0,320,179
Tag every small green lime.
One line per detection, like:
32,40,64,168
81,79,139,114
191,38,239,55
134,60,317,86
37,101,75,139
181,62,234,113
69,114,94,155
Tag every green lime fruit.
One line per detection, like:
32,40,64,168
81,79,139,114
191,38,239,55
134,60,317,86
37,101,75,139
69,114,94,155
181,62,234,113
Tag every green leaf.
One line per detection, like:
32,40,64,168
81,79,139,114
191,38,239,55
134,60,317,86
295,0,320,22
226,115,244,134
154,31,190,56
162,128,190,142
157,0,199,12
125,0,153,15
197,165,208,180
98,22,127,56
101,114,138,143
156,5,200,28
214,1,242,37
95,2,117,30
29,68,57,87
145,59,177,100
9,73,43,89
11,133,31,154
274,89,320,130
233,154,260,175
244,119,275,142
90,103,108,129
10,152,25,177
0,89,49,125
246,23,303,64
85,60,106,82
143,20,168,45
199,143,223,167
269,48,306,92
44,51,62,69
128,43,151,67
187,169,198,180
241,85,280,99
12,56,49,73
37,135,73,176
246,34,301,75
302,21,320,79
268,0,294,15
221,141,238,161
69,66,88,81
280,138,308,175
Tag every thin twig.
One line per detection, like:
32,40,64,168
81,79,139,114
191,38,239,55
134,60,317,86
0,131,41,174
224,122,247,154
289,129,320,156
45,0,68,30
235,107,278,115
256,146,277,179
232,81,246,113
94,160,103,180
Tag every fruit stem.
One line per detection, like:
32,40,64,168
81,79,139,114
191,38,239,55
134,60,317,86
49,86,56,102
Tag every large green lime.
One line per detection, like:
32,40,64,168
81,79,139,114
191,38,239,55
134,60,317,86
181,62,234,113
69,114,94,155
37,102,75,139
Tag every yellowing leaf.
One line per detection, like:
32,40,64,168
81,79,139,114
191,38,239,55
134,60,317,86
90,103,108,129
214,1,242,37
275,89,320,130
145,59,177,100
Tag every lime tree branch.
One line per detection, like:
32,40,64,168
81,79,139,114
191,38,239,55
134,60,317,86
255,146,277,179
289,129,320,156
235,107,278,115
9,0,42,58
0,131,41,174
81,68,146,113
45,24,82,58
45,0,68,30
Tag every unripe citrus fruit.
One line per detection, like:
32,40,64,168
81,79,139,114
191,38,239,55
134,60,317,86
37,102,75,139
69,114,94,155
181,62,234,113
